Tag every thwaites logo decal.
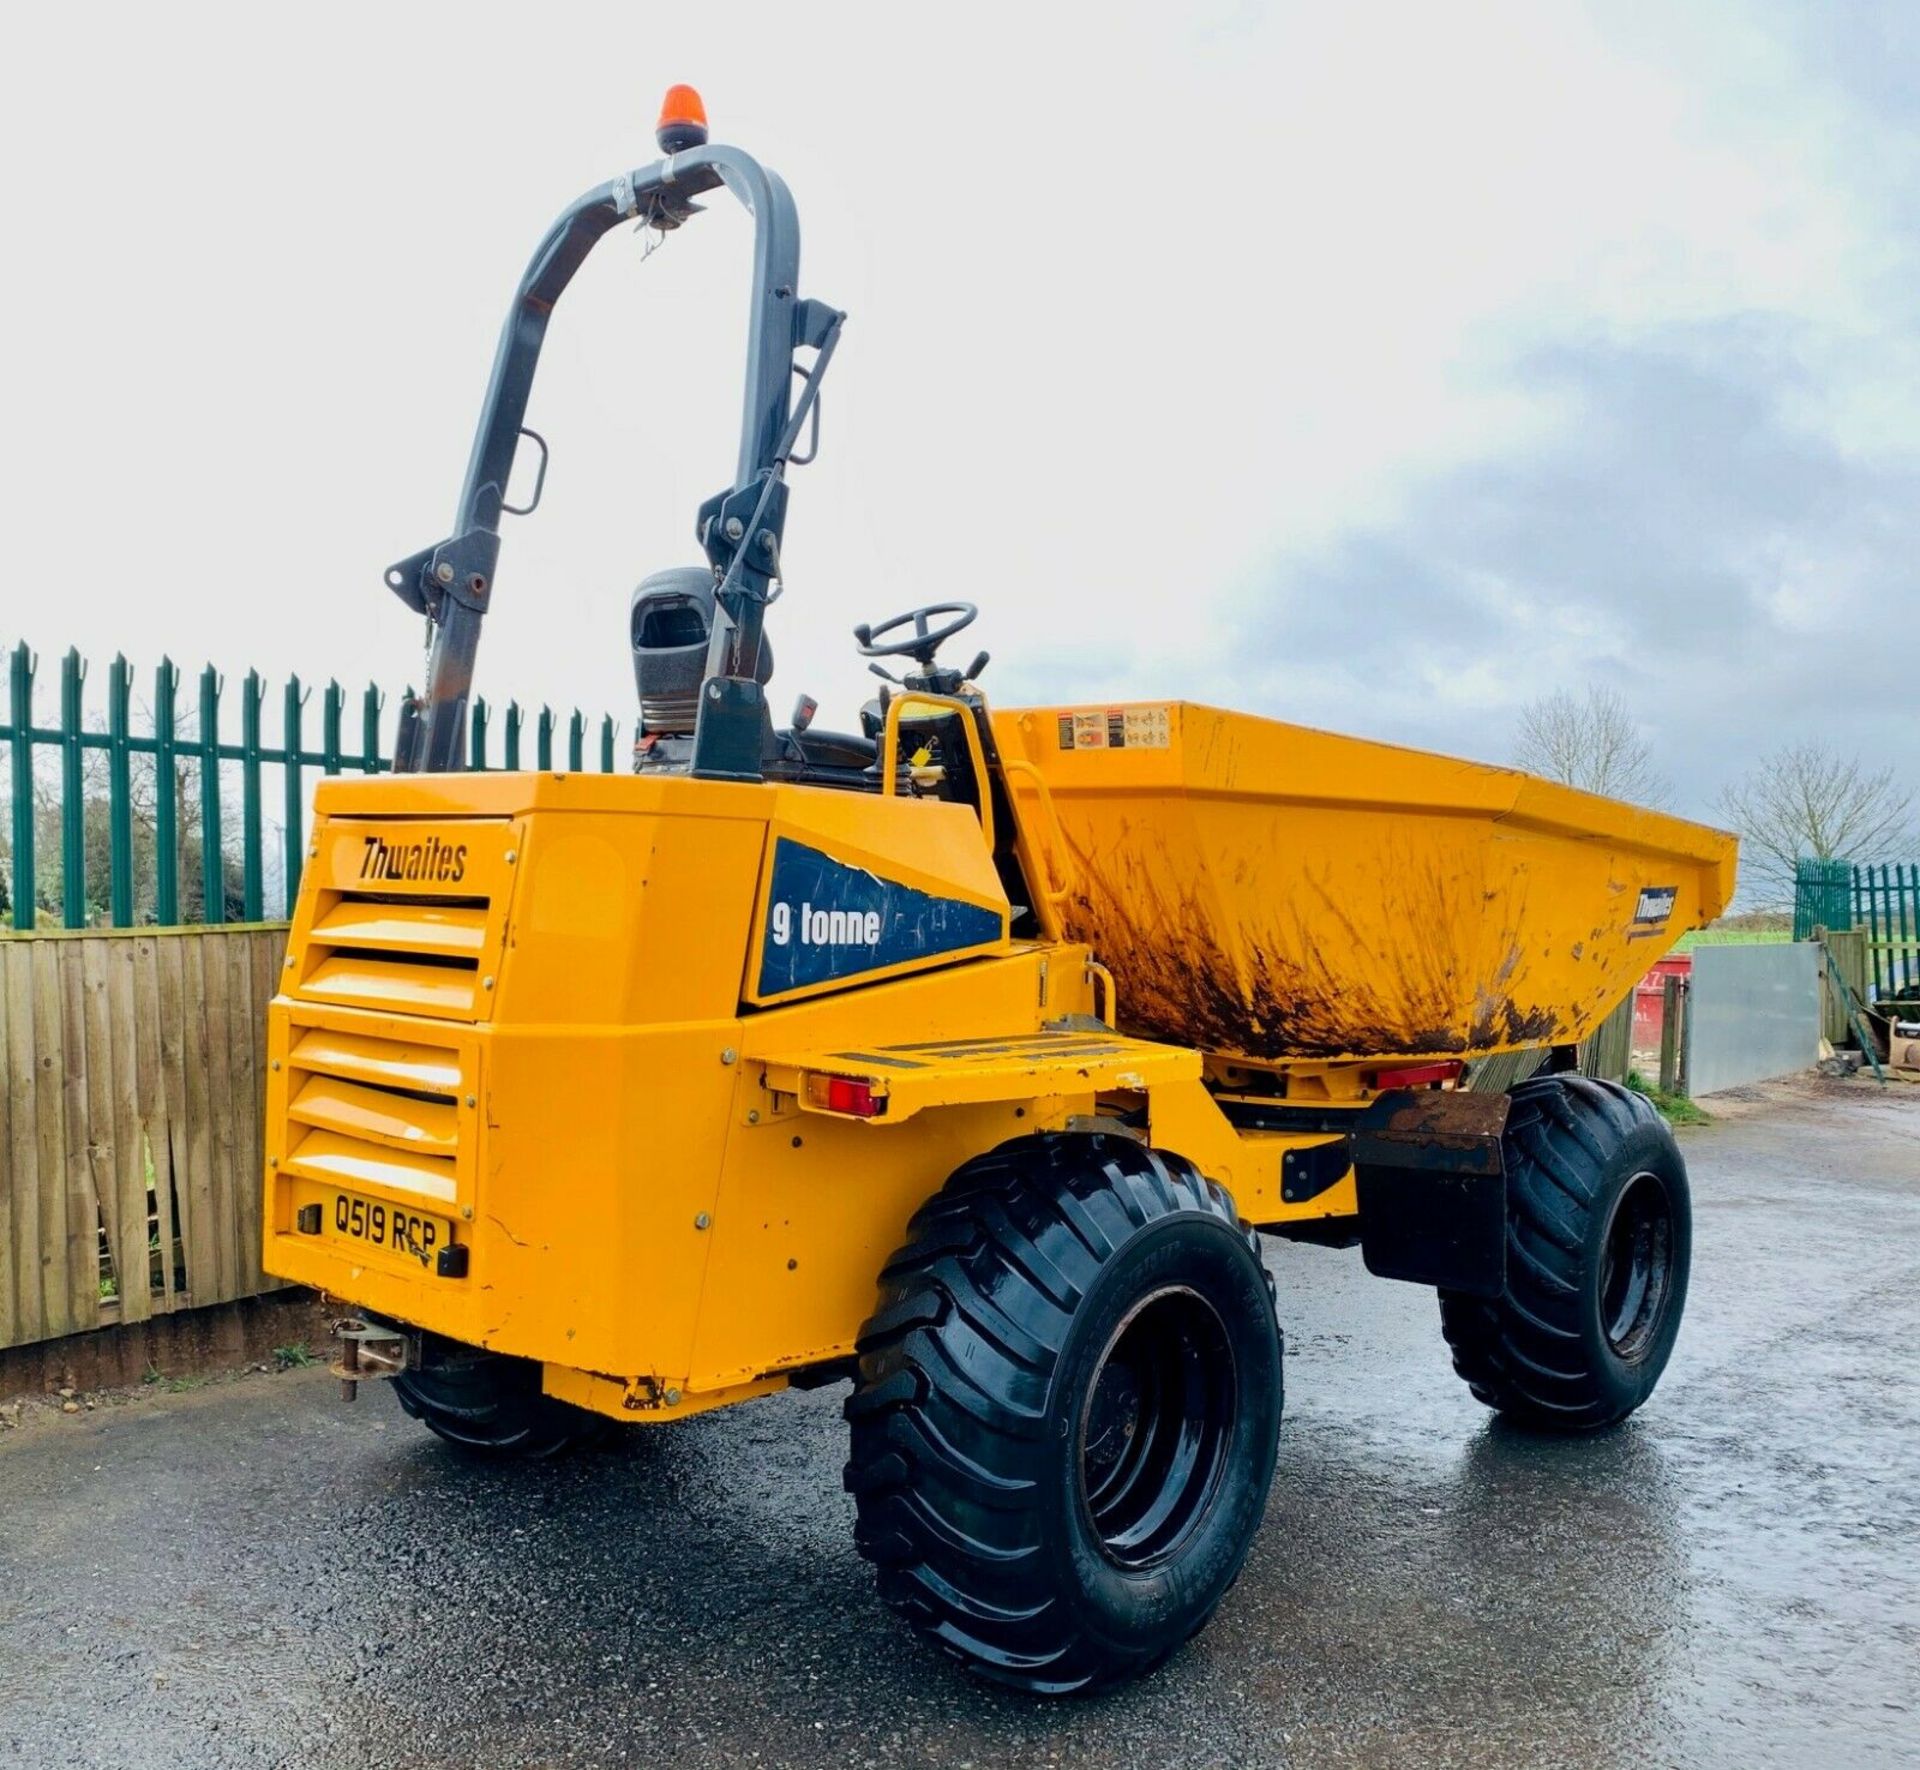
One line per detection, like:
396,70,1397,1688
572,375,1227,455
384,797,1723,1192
1628,884,1679,937
359,834,468,883
759,838,1002,995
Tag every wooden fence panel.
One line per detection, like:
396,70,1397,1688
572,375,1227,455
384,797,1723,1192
154,935,187,1311
0,925,287,1351
1,944,26,1347
229,934,263,1294
1821,929,1869,1047
1579,992,1636,1084
57,939,94,1332
115,937,154,1315
0,944,11,1347
181,938,218,1305
6,943,46,1345
32,941,74,1338
120,938,156,1324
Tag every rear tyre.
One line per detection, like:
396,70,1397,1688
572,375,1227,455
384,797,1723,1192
393,1339,610,1459
1440,1074,1691,1431
844,1135,1283,1695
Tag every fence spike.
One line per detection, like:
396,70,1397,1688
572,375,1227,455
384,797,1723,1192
321,679,344,777
283,674,308,918
241,669,265,922
361,681,384,774
1899,862,1914,1000
199,663,225,924
59,649,87,928
153,656,181,926
7,643,37,929
104,655,134,926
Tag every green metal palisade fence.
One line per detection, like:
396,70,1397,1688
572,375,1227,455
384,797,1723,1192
1854,862,1920,1001
1791,856,1853,943
2,640,630,932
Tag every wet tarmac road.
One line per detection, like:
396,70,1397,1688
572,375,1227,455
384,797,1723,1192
4,1079,1918,1769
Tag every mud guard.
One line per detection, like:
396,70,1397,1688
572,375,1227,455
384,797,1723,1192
1350,1089,1509,1297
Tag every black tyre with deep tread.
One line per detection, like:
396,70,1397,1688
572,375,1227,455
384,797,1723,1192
1440,1073,1691,1431
843,1134,1283,1695
393,1339,610,1458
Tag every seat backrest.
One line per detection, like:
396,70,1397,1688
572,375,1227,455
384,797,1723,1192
630,567,775,736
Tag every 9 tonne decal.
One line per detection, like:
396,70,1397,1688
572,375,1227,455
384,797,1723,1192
759,838,1003,995
772,901,884,948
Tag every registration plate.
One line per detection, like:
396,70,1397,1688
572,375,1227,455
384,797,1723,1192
325,1190,453,1266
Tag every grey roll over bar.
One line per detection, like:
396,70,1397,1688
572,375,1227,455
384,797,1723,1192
387,125,844,779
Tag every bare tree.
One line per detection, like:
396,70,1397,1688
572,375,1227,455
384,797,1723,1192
1513,685,1669,805
1715,743,1916,907
9,713,244,926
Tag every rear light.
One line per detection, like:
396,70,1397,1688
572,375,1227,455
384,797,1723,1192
805,1073,884,1117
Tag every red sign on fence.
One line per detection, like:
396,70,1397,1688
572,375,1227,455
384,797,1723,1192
1632,954,1692,1057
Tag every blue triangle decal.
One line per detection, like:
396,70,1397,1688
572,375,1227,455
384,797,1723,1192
758,838,1004,995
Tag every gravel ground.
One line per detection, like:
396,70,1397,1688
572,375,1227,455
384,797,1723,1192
3,1075,1916,1769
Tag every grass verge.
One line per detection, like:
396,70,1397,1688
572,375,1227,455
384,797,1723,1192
1627,1072,1713,1126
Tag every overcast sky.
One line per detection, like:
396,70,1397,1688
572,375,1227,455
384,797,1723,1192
1,1,1912,828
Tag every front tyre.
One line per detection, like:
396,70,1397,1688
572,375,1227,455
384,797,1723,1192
1440,1074,1691,1431
844,1135,1283,1695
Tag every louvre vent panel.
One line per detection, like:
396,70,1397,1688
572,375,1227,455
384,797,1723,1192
278,1021,473,1213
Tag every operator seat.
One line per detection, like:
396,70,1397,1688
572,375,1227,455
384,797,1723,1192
628,567,877,779
631,568,763,739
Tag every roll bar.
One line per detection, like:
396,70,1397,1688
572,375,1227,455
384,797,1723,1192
388,140,843,776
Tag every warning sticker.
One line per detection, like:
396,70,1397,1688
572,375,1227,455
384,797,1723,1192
1056,706,1172,751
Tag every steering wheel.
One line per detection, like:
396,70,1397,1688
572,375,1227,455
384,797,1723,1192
853,602,978,669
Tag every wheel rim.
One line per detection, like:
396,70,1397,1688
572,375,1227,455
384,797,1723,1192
1597,1170,1676,1362
1077,1284,1237,1570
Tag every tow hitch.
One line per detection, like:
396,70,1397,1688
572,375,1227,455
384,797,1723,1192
330,1317,414,1401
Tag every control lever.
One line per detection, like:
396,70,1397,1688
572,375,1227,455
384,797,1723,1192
963,651,990,682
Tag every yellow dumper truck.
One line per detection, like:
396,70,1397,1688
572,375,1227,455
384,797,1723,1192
265,89,1737,1693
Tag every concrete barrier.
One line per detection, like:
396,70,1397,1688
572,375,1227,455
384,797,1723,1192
1687,942,1821,1097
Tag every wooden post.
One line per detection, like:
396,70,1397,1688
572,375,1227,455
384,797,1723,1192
1659,974,1683,1095
1819,928,1870,1046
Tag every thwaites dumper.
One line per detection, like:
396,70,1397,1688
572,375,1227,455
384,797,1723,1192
266,88,1737,1693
